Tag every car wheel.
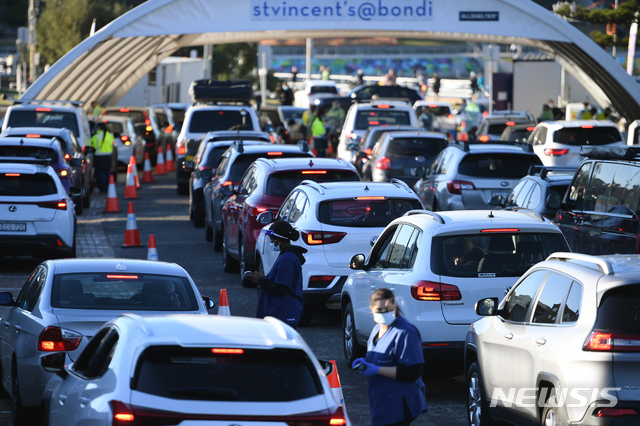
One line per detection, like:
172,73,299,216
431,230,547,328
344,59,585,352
82,186,91,208
0,362,9,399
541,390,566,426
193,203,205,228
189,199,194,221
298,304,313,327
432,199,438,212
343,302,365,364
212,223,223,252
240,239,255,287
467,361,495,426
74,197,83,215
12,365,40,425
222,234,239,273
205,219,213,242
177,182,188,195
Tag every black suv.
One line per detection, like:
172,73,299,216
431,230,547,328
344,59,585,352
555,146,640,255
353,125,421,175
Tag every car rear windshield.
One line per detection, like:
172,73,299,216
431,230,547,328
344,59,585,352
8,110,80,138
227,152,311,181
318,198,422,228
431,232,569,278
0,173,57,196
105,110,146,124
170,108,185,125
189,110,254,133
594,285,640,334
282,109,305,121
419,106,451,117
488,123,529,136
133,346,322,402
355,110,411,130
387,137,447,157
458,153,542,179
552,127,622,145
502,129,533,142
104,122,124,136
266,170,359,197
202,146,230,169
0,146,58,164
310,86,338,94
50,273,199,311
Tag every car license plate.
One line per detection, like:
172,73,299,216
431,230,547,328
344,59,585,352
0,223,26,232
185,155,194,161
491,191,508,199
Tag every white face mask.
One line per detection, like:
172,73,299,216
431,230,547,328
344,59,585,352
269,240,281,252
373,311,395,325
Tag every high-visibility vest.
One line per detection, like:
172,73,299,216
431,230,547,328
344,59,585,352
311,118,326,137
90,130,114,156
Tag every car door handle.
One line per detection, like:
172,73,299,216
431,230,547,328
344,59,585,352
14,325,21,331
370,285,376,290
79,396,91,406
3,321,9,327
58,395,67,405
504,333,513,340
536,338,547,346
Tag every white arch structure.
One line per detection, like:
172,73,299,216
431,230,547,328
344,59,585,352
23,0,640,121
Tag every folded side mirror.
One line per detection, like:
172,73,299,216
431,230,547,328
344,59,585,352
69,187,84,198
257,211,274,225
546,193,562,210
488,195,504,207
350,254,365,270
40,352,67,374
200,169,212,180
220,184,234,197
202,296,216,310
0,292,15,306
475,297,500,316
184,161,194,170
69,158,83,167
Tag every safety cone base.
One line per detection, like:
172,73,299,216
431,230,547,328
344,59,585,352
121,243,145,248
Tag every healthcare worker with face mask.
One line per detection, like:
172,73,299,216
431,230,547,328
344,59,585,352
352,288,428,426
246,220,307,329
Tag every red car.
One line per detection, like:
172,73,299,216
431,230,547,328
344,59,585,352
221,158,360,278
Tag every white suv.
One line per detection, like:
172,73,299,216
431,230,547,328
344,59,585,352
0,163,79,258
254,179,423,325
528,120,624,167
341,209,569,366
337,101,419,163
466,253,640,426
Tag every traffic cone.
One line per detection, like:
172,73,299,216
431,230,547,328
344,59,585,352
142,153,154,183
327,360,346,410
124,163,138,199
165,143,175,172
122,202,144,248
156,146,166,175
104,175,120,213
217,289,230,316
147,234,158,261
129,156,140,189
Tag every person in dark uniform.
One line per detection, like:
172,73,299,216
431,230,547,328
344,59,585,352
246,220,307,329
353,288,428,426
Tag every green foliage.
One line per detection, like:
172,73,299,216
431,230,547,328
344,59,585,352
212,43,258,81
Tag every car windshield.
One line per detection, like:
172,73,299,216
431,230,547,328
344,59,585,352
310,86,338,94
0,173,57,196
189,110,254,133
355,110,411,130
553,127,622,145
387,137,447,157
266,170,359,197
594,285,640,334
431,232,569,278
318,198,422,228
133,346,322,402
458,153,542,179
0,146,59,164
7,110,80,138
50,273,198,311
227,152,310,182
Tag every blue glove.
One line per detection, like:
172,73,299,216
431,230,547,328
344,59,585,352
352,358,379,376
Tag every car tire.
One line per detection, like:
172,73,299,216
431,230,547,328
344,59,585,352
12,365,40,426
467,361,495,426
222,234,239,273
0,363,9,399
193,204,205,228
177,182,188,195
83,186,91,208
189,200,194,221
240,239,255,287
343,302,365,364
298,304,313,327
432,199,438,212
205,220,213,242
74,197,84,216
541,390,566,426
212,222,223,252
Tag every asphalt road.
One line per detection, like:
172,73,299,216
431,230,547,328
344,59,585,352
0,170,468,425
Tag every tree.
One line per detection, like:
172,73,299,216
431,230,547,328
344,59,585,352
212,43,258,81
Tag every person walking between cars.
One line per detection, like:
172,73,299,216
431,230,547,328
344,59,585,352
246,220,307,329
311,111,329,157
353,288,428,426
90,122,114,193
431,73,441,99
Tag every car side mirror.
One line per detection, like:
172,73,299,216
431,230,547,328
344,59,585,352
69,158,83,167
264,124,274,133
546,193,562,210
475,297,500,316
0,292,14,306
184,161,194,170
82,146,96,155
202,296,216,310
489,195,504,207
350,254,365,270
257,211,274,225
317,359,334,377
40,352,66,374
220,184,234,197
68,186,84,198
201,169,212,180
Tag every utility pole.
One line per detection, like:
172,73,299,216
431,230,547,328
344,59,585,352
612,0,619,58
28,0,39,83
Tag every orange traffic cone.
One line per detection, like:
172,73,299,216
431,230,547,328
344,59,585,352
147,234,158,261
104,175,120,213
327,360,346,409
165,143,175,172
156,146,166,175
129,156,140,189
122,202,143,248
142,152,154,183
217,289,230,316
124,163,138,199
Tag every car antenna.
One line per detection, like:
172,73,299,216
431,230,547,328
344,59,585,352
488,211,494,218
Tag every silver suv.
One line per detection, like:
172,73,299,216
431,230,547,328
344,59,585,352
466,253,640,426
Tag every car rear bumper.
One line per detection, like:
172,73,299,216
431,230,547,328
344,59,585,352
0,234,73,257
421,341,465,361
303,276,347,308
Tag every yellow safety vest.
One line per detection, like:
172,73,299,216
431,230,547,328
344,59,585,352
90,130,114,156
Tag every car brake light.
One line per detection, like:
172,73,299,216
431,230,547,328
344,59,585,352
302,231,346,245
37,200,68,210
36,108,51,112
527,126,535,131
364,148,373,155
176,143,186,155
544,148,569,156
5,173,20,177
38,326,82,352
355,196,386,200
369,121,380,125
428,103,438,108
376,104,391,109
478,135,490,142
211,348,244,354
447,180,475,194
106,275,139,279
411,281,462,301
120,108,130,112
506,121,515,126
222,181,233,187
302,170,327,174
310,275,335,284
120,135,129,142
582,125,594,129
461,121,467,130
146,125,153,132
59,170,68,178
26,134,41,138
481,228,519,233
64,153,71,161
267,152,282,156
448,114,454,119
483,110,489,117
596,408,638,417
375,157,392,170
250,204,270,216
584,331,640,352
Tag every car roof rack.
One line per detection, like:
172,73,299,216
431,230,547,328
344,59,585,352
527,165,576,179
12,99,85,107
545,252,613,275
509,206,544,222
390,178,413,194
301,180,326,195
402,209,445,224
231,139,244,153
580,146,640,160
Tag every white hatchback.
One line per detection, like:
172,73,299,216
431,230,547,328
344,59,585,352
254,179,423,325
42,314,349,426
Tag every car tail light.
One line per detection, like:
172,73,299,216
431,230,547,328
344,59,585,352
582,125,594,129
543,148,569,156
145,125,153,132
5,173,20,177
527,126,535,131
57,169,69,179
596,408,638,417
38,326,82,352
364,148,373,155
302,170,327,174
37,200,68,210
447,180,475,194
64,153,71,161
375,156,392,170
310,276,335,284
584,331,640,352
120,108,130,112
448,114,454,119
478,135,490,142
211,348,244,354
376,104,391,109
250,204,270,216
482,110,488,117
165,125,173,133
459,132,469,142
506,121,515,126
302,231,346,245
269,134,276,143
176,140,186,155
36,107,51,112
268,152,283,156
222,180,233,187
411,281,462,301
26,134,41,138
120,135,130,143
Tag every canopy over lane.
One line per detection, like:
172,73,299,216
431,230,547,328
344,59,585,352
23,0,640,122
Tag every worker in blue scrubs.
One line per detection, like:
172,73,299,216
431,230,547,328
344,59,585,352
353,288,428,426
247,220,306,329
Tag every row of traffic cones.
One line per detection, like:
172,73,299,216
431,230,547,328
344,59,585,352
120,200,159,261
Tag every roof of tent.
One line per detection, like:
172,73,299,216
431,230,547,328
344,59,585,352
22,0,640,122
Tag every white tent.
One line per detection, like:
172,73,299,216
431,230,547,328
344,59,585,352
22,0,640,121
